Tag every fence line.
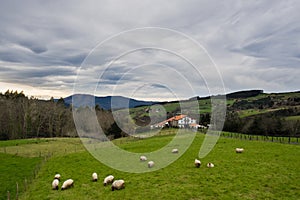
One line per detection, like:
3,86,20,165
219,131,299,144
6,154,52,200
1,145,84,158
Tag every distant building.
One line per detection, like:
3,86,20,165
151,114,198,129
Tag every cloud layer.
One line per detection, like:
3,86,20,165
0,0,299,100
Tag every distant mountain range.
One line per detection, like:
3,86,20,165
63,90,268,110
63,94,159,110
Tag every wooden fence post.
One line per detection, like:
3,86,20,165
24,178,27,191
7,191,10,200
16,182,18,200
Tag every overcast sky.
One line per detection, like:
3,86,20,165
0,0,299,101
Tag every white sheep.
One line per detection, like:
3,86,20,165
92,172,98,182
148,161,155,168
140,155,147,161
194,159,201,168
54,174,61,180
235,148,244,153
172,149,179,153
52,179,59,190
207,162,214,168
61,179,74,190
103,175,114,186
111,180,125,191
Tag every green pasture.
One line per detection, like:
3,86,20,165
285,115,300,121
238,108,283,118
0,153,41,200
0,138,85,157
1,131,299,200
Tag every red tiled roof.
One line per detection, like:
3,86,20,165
153,115,189,126
166,114,187,122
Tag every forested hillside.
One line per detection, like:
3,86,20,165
223,92,300,136
0,91,118,140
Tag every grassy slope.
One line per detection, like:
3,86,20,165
0,138,85,157
0,153,41,200
130,91,300,121
237,108,283,118
129,98,213,121
231,92,300,118
12,132,300,200
285,115,300,121
0,138,87,200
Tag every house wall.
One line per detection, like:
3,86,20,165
177,116,197,128
153,115,197,129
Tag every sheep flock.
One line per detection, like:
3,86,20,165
50,147,244,193
51,173,123,191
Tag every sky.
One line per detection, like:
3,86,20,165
0,0,299,101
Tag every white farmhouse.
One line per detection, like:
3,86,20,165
177,115,196,128
152,114,198,128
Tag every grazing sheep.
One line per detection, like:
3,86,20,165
54,174,61,180
103,175,114,186
148,161,155,168
61,179,74,190
172,149,179,153
207,162,214,168
194,159,201,168
140,155,147,161
235,148,244,153
92,172,98,182
111,180,125,191
52,179,59,190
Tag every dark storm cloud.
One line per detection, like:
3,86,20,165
0,0,299,99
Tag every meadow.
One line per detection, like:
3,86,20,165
1,130,300,200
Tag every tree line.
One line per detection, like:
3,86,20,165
0,90,122,140
1,90,299,140
223,107,300,137
0,90,74,140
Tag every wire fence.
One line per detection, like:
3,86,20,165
6,154,51,200
219,131,299,144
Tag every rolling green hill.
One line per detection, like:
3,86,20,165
131,90,300,120
130,90,300,137
1,130,299,200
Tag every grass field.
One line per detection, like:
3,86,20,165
1,131,300,200
129,98,213,121
0,153,41,200
0,138,85,157
237,108,285,118
285,115,300,121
